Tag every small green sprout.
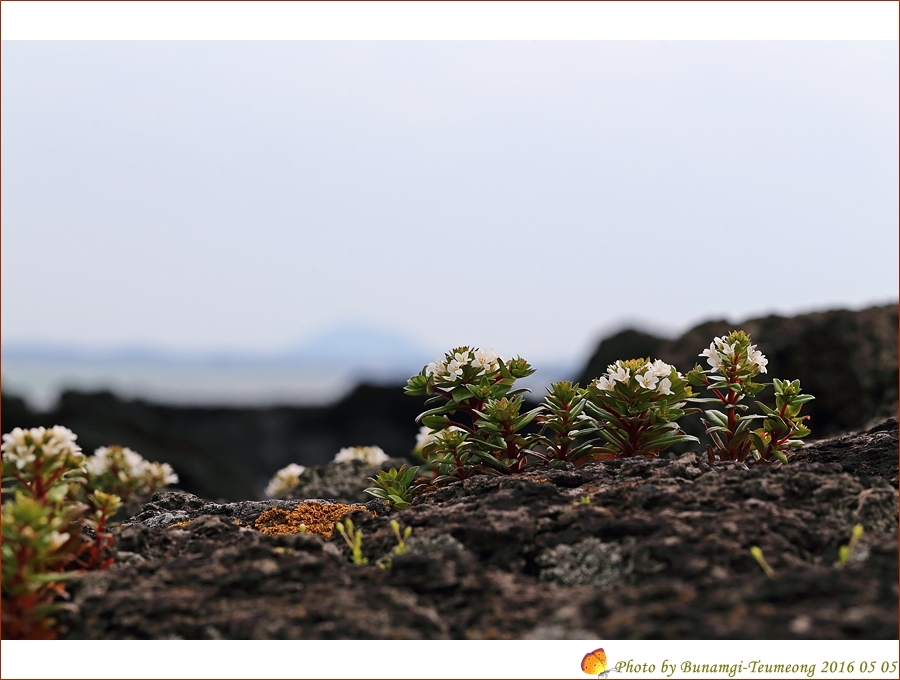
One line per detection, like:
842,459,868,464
836,524,865,569
364,465,421,510
335,518,368,565
750,545,777,579
390,519,412,555
573,495,592,507
377,520,413,570
532,381,599,467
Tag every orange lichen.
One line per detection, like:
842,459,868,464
254,502,370,538
168,521,191,529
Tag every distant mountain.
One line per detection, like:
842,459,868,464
287,324,435,375
2,325,435,370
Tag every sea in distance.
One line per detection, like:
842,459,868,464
2,327,578,412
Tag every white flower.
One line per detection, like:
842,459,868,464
264,463,307,498
415,425,435,451
472,348,501,373
414,425,463,451
635,372,659,390
144,462,179,487
657,377,673,395
425,358,447,377
453,350,471,365
609,364,630,384
595,376,616,392
747,345,768,374
333,446,389,466
445,358,465,381
648,359,673,378
88,446,148,477
699,343,724,371
2,425,82,469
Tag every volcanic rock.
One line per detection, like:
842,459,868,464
56,418,898,640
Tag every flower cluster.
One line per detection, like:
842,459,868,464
407,346,537,481
699,334,769,377
531,381,598,466
2,426,86,504
413,425,464,457
1,425,181,638
686,330,812,463
585,357,698,458
85,445,178,502
264,463,307,498
1,426,84,471
426,347,502,384
594,359,677,395
333,446,389,466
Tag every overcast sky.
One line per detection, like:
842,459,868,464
2,40,897,362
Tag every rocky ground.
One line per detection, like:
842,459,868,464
56,418,898,639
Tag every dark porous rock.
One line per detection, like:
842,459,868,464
120,491,355,529
0,384,426,502
57,419,898,640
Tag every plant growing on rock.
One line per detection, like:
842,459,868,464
836,524,865,569
85,445,179,502
531,381,599,466
686,331,813,463
264,463,307,498
377,520,413,570
335,517,368,565
1,492,87,638
1,426,86,503
750,378,814,464
333,446,389,465
2,426,179,638
584,359,699,458
364,464,422,509
73,491,121,571
406,346,540,479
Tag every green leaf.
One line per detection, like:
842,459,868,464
472,450,508,469
754,401,779,417
421,415,453,430
597,427,628,447
749,431,768,452
645,433,700,449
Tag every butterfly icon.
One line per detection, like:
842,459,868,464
581,648,613,678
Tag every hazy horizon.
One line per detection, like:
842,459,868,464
3,300,895,412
